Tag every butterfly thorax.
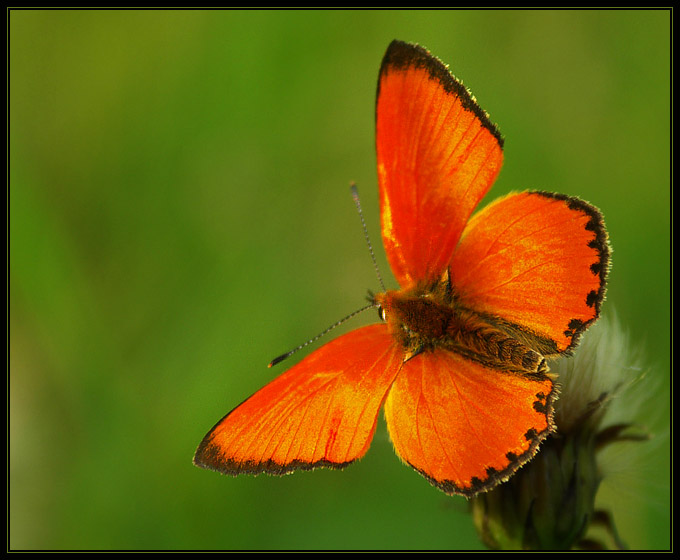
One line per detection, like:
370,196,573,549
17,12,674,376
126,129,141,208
374,282,547,375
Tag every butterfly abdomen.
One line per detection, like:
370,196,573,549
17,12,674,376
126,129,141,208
377,290,547,374
448,323,547,374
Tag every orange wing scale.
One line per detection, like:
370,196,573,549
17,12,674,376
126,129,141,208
376,41,504,288
449,190,609,355
384,349,555,496
194,325,401,475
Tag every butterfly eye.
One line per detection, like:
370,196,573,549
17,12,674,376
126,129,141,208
377,306,387,322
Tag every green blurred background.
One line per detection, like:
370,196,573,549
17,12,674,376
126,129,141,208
10,9,670,550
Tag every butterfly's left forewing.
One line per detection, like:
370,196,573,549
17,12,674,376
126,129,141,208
194,325,401,475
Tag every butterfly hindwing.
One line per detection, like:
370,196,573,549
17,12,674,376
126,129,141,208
449,190,610,356
384,347,556,496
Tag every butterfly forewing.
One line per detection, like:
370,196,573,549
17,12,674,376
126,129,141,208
194,325,401,475
376,40,504,288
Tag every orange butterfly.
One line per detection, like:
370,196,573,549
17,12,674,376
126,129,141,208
194,40,610,497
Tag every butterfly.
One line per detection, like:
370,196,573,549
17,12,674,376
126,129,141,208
194,40,610,497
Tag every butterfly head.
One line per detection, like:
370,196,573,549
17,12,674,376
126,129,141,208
373,287,453,360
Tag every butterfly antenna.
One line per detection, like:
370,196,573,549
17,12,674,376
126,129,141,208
269,302,376,368
269,184,384,368
351,183,386,292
